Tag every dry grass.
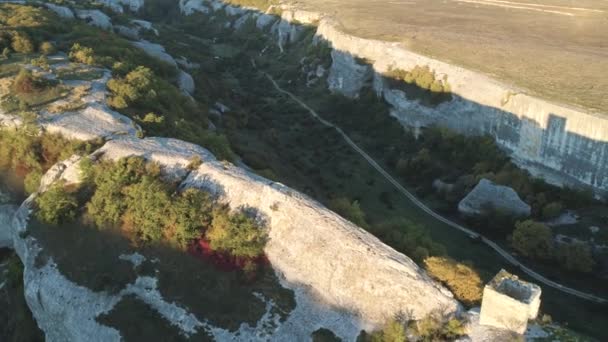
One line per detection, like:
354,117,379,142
294,0,608,112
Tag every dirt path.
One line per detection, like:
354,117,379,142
261,69,608,305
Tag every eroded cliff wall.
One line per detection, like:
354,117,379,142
316,15,608,192
180,0,608,193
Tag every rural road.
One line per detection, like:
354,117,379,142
262,70,608,305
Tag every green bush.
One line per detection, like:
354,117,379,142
512,220,553,260
24,170,42,194
11,31,34,54
362,319,407,342
542,202,563,220
413,311,466,341
169,189,214,247
35,181,78,225
69,43,96,65
107,66,155,109
122,176,172,242
39,41,55,55
206,207,267,258
372,219,446,262
86,157,152,226
555,243,595,273
329,197,368,228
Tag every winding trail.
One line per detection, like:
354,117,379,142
262,70,608,305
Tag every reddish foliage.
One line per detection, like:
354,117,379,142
188,238,268,272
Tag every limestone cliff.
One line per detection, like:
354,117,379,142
178,0,608,193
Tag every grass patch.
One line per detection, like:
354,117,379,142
55,66,104,81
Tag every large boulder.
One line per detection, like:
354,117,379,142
75,10,113,30
131,40,177,67
44,3,74,19
458,179,531,217
177,69,195,95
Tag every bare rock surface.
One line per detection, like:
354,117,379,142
40,70,138,140
458,179,531,217
327,50,372,98
177,69,195,95
131,40,178,67
44,3,74,19
75,10,113,30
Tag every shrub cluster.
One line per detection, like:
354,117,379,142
0,124,99,194
85,157,268,257
511,220,595,273
386,65,452,105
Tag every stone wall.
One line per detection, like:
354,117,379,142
479,271,541,334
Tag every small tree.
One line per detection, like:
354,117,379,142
512,220,553,260
13,68,40,94
39,41,56,55
329,197,368,228
206,208,267,258
35,182,78,225
555,243,595,273
541,202,563,220
69,43,95,65
11,32,34,54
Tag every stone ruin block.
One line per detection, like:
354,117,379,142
479,270,541,334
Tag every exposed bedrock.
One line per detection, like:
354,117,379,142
103,137,461,325
458,179,531,218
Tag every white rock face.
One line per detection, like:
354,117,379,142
310,17,608,192
131,40,178,67
75,10,113,30
256,13,276,30
327,50,372,98
0,113,23,128
131,19,159,36
44,3,74,19
177,69,195,95
99,0,145,13
114,25,140,39
179,0,210,15
176,56,200,70
458,179,531,217
96,137,459,326
40,70,139,140
97,137,216,181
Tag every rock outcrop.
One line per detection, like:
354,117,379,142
327,50,372,99
1,134,460,340
99,0,145,13
75,10,113,30
104,137,461,326
131,40,178,67
458,179,531,217
44,3,74,19
177,69,195,95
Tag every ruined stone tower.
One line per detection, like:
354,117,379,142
479,270,541,334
